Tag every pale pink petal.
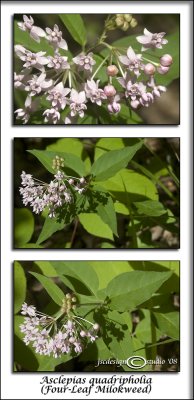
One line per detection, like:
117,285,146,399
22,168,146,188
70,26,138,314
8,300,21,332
17,22,26,31
118,55,129,66
70,89,79,102
46,27,52,35
37,73,46,83
25,96,32,107
32,26,46,37
136,35,151,44
117,77,126,88
30,30,40,43
59,38,68,50
37,56,49,65
144,28,152,37
78,91,86,104
15,45,26,57
41,79,53,89
127,46,136,61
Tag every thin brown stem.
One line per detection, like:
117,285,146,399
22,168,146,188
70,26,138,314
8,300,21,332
70,218,79,248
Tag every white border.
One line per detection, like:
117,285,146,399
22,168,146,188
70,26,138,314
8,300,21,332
1,1,193,399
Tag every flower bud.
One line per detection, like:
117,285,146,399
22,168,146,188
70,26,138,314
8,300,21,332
144,63,156,75
115,15,124,27
68,178,74,185
93,323,100,331
124,14,132,23
104,85,116,97
66,293,71,299
122,21,129,31
157,65,170,75
160,54,173,67
130,18,138,28
69,336,76,343
79,177,85,184
80,330,86,337
106,65,119,77
71,297,77,303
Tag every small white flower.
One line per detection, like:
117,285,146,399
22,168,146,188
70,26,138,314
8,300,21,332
119,46,144,77
43,108,60,124
46,82,70,110
25,73,53,96
69,89,87,118
136,28,168,51
47,53,70,71
18,15,46,43
73,52,96,72
45,24,68,50
85,79,106,106
14,96,39,124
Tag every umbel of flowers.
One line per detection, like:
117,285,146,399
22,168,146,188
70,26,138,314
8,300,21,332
19,156,87,218
20,293,100,358
14,14,173,124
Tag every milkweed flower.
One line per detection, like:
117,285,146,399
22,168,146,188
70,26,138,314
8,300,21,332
19,162,87,217
45,24,68,50
14,45,49,72
119,46,144,77
85,79,107,106
14,96,39,124
73,52,96,72
136,28,168,51
19,295,100,358
17,15,46,43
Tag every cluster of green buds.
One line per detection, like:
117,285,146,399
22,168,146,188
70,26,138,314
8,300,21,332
61,293,77,314
105,14,137,32
52,155,65,170
115,14,138,31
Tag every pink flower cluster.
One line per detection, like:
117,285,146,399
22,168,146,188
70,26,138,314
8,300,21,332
19,165,86,218
14,15,173,124
20,299,100,358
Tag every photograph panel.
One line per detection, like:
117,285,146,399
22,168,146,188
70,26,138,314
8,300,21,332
14,137,180,249
13,13,180,126
13,260,180,373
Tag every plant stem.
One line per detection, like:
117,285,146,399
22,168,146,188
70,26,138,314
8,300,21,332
91,55,109,80
121,175,138,248
70,218,79,248
150,311,157,371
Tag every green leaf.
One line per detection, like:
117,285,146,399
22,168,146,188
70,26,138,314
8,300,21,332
79,213,113,240
29,272,64,306
94,138,125,160
14,208,34,247
14,261,26,314
91,142,143,181
34,261,58,278
134,200,167,217
90,261,132,290
50,261,99,296
153,311,179,340
36,217,66,245
101,310,133,371
107,271,172,311
19,243,43,249
28,150,86,176
96,194,118,237
100,169,158,204
135,309,161,344
59,14,86,46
